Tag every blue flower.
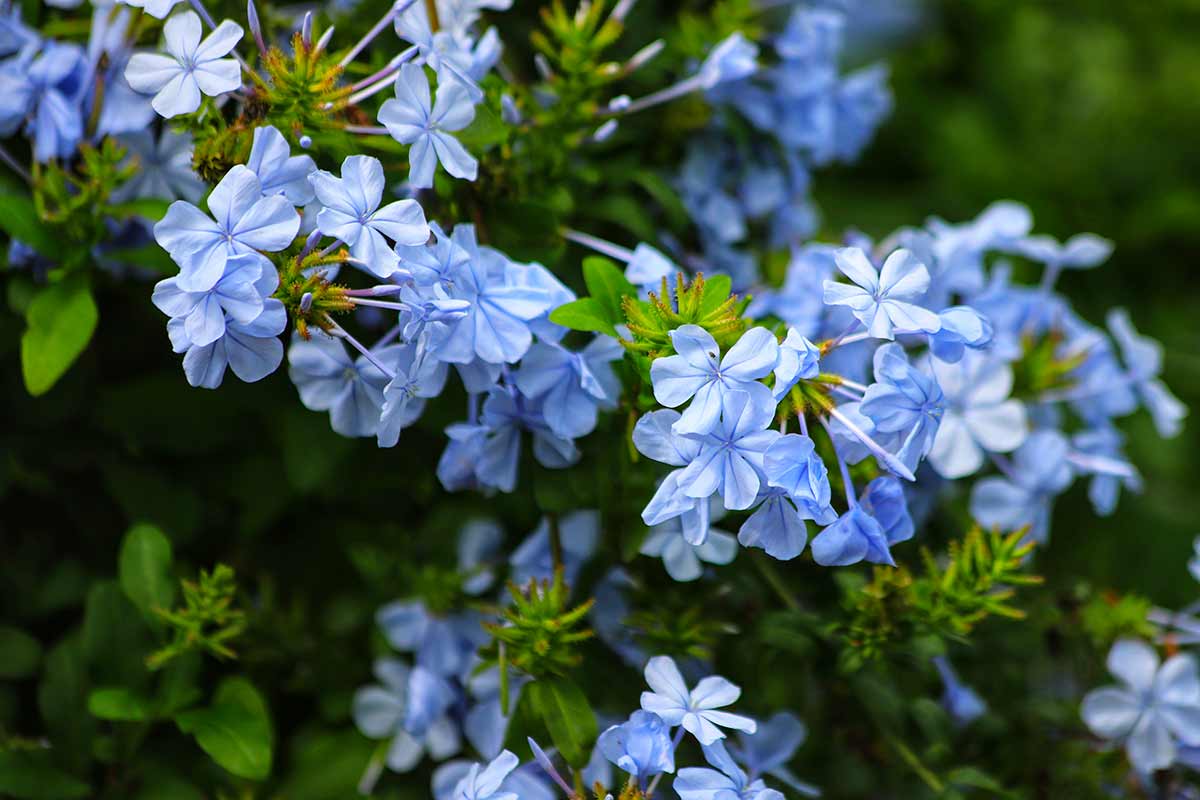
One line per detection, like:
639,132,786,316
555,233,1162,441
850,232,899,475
728,712,819,797
1014,232,1113,271
1071,425,1141,517
163,255,285,389
639,655,756,745
969,429,1074,544
152,253,265,347
674,740,784,800
399,221,472,291
764,434,832,514
287,333,398,438
433,759,554,800
738,490,815,561
352,659,461,772
1081,639,1200,774
246,125,316,205
927,305,993,363
514,336,622,439
698,32,759,89
860,343,944,473
933,657,986,727
771,329,820,400
597,710,676,784
118,0,183,19
811,476,912,567
438,422,491,492
376,599,489,678
823,247,940,340
927,351,1027,479
1,42,87,162
674,390,781,511
747,243,836,338
379,63,478,189
651,325,779,436
309,154,430,278
377,338,450,447
125,12,242,118
113,129,206,203
473,385,579,493
641,514,737,582
1107,308,1187,438
155,164,300,292
509,510,598,587
450,750,521,800
433,245,556,366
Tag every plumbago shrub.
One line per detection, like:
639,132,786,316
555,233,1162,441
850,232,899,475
0,0,1194,798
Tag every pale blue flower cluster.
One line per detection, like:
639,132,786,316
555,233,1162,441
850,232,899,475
0,4,155,161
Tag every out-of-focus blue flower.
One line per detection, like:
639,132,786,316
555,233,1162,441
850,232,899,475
310,154,430,278
438,421,491,492
597,710,676,784
118,0,183,19
728,712,819,797
969,429,1074,544
860,343,944,472
376,599,489,678
824,247,940,340
514,336,622,439
828,62,892,164
1081,639,1200,774
125,12,242,118
1071,425,1141,517
698,32,759,90
379,63,478,189
640,655,756,745
928,305,993,363
287,333,398,438
1013,232,1113,272
353,659,461,772
1107,308,1187,438
927,351,1027,479
933,657,986,727
510,510,598,587
641,515,737,582
1,42,87,162
246,125,317,205
650,325,779,436
155,164,299,292
674,740,785,800
674,390,781,511
747,244,835,338
114,129,205,203
473,385,579,493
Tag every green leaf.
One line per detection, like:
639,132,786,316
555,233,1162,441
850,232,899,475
106,198,172,222
0,192,63,260
582,256,636,327
21,275,98,396
87,687,152,721
0,626,41,679
175,677,272,780
0,751,89,799
698,273,733,316
547,297,616,336
527,677,597,768
102,244,178,276
455,103,510,152
118,523,175,622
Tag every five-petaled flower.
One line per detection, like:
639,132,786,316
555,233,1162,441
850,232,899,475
125,11,243,118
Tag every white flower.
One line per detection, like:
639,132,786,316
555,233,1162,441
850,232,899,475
125,11,243,118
